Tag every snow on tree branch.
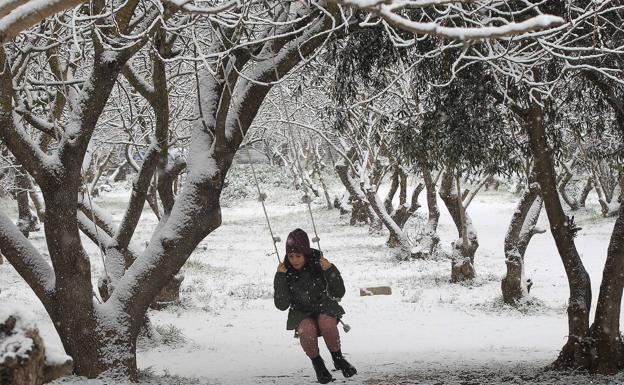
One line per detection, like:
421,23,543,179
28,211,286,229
329,0,564,40
162,0,239,15
0,0,88,44
0,0,238,46
0,211,55,300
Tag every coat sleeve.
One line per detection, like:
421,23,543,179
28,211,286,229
324,265,345,299
273,272,290,311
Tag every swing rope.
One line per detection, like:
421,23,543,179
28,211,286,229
269,55,323,255
249,156,282,263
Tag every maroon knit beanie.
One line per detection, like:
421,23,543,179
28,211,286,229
286,228,311,256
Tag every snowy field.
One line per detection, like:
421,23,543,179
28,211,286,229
1,170,624,385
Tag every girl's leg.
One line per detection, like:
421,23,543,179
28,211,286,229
317,314,341,353
318,314,357,377
297,318,320,358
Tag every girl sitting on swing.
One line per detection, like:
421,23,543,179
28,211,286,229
274,228,357,384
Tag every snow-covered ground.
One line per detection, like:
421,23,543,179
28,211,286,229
1,174,623,385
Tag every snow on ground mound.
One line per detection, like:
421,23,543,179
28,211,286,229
0,307,36,366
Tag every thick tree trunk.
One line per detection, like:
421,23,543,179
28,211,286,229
43,185,137,378
501,181,543,304
335,160,378,226
588,202,624,374
334,190,349,214
53,313,138,380
150,274,185,309
577,69,624,374
590,163,620,217
387,181,422,248
439,170,477,281
350,199,370,224
364,187,411,259
365,188,411,260
524,98,592,370
598,162,616,204
449,223,477,282
411,166,440,258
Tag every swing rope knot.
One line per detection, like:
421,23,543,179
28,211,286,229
258,192,267,202
301,194,312,204
273,236,282,243
311,236,320,243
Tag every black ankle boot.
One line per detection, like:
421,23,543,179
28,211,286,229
311,356,333,384
331,350,357,378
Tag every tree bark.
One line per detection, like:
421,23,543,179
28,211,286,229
591,163,620,217
501,180,543,304
524,97,592,370
364,186,411,259
439,170,477,281
383,166,400,214
311,145,332,210
335,159,378,226
14,167,38,237
411,166,440,258
578,176,593,208
387,180,423,248
558,160,579,211
588,202,624,374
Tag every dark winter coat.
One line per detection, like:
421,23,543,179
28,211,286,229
273,249,346,330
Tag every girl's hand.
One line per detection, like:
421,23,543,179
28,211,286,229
320,257,332,271
277,263,287,273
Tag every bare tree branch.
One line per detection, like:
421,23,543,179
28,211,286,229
0,209,55,302
0,0,88,44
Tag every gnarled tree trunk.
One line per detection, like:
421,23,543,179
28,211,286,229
412,166,440,259
439,170,478,282
524,97,592,370
385,166,423,248
588,202,624,374
364,186,412,259
335,158,379,227
558,159,580,211
501,180,544,304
